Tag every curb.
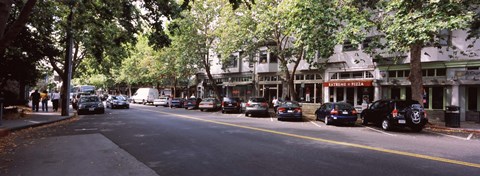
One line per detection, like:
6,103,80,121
0,114,76,137
425,123,480,134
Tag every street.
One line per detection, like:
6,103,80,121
2,103,480,176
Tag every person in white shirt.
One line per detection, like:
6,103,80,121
51,90,61,112
272,97,279,113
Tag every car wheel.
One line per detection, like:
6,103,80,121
221,110,225,114
361,115,368,125
324,116,330,125
200,109,204,112
381,119,391,131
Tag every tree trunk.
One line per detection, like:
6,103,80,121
409,44,424,107
0,0,37,55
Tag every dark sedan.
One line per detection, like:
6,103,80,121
315,102,358,126
171,98,184,108
77,95,105,115
184,98,202,109
106,95,130,109
276,101,303,121
221,97,242,113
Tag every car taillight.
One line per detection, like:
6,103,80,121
278,108,286,112
246,103,250,107
295,108,302,112
392,108,398,118
330,109,338,115
352,109,357,115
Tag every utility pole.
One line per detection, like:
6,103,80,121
61,1,74,116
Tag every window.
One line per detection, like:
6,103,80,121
315,74,323,80
365,72,374,78
436,68,446,76
306,74,315,80
330,73,338,80
422,69,427,77
340,72,350,79
438,29,451,46
404,70,410,77
259,52,268,64
225,55,238,68
295,74,304,80
427,69,435,77
269,53,278,63
265,76,271,81
271,76,278,81
353,72,363,79
389,71,397,78
342,40,358,51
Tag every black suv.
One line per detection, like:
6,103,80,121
360,99,428,132
221,97,242,113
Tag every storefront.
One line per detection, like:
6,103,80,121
323,80,374,108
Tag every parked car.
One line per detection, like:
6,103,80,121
154,97,169,107
170,98,184,108
245,97,269,117
131,88,159,105
77,95,105,115
221,97,242,113
184,98,202,109
315,102,358,126
360,99,428,132
106,95,129,109
276,101,302,121
199,98,221,111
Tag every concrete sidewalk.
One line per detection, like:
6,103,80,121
0,102,76,137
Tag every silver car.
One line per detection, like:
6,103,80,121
245,97,269,117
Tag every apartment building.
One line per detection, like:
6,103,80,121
195,30,480,122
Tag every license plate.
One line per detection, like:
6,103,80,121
188,102,192,104
89,108,95,111
342,111,348,115
398,119,406,124
288,110,294,113
229,104,232,106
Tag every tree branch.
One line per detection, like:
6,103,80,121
0,0,37,53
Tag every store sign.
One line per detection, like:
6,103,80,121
323,81,373,87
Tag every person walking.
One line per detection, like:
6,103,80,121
40,90,50,112
272,96,279,113
30,90,41,112
51,90,61,112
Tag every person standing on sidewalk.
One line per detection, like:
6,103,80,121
51,90,60,112
40,90,50,112
30,90,40,112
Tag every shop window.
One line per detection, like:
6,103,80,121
353,72,363,79
432,87,444,109
259,52,268,64
340,72,350,79
330,73,338,80
329,87,335,102
342,40,358,52
336,88,345,102
269,53,278,63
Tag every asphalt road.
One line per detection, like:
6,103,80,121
2,103,480,176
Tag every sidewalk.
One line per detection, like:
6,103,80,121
0,102,76,137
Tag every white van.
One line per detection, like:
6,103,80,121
131,88,159,105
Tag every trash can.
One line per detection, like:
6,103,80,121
445,106,460,128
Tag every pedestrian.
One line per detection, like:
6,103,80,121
272,96,279,113
51,90,61,112
40,90,50,112
30,90,41,112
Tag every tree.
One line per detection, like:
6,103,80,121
0,0,37,56
339,0,477,106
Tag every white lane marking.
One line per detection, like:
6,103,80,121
27,120,41,124
467,133,474,140
309,121,322,128
237,114,243,118
428,131,469,140
365,126,397,136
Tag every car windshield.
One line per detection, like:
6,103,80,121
250,98,266,102
80,96,99,102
